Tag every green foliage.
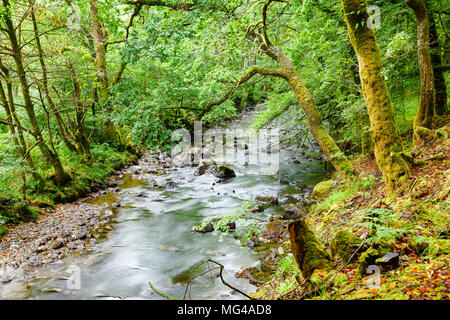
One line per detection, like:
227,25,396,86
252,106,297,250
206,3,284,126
353,208,409,246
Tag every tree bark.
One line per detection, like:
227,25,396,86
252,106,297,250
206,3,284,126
89,0,109,101
288,219,331,280
406,0,436,130
253,36,355,175
428,8,448,116
0,63,45,186
2,0,68,185
30,2,79,154
342,0,410,196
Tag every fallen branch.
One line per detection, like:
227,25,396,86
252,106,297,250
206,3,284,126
184,259,258,300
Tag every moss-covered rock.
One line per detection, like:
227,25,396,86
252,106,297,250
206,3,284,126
288,219,331,280
330,230,362,264
311,180,334,199
357,247,380,277
212,165,236,179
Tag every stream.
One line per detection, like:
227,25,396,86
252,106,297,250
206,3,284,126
0,109,326,300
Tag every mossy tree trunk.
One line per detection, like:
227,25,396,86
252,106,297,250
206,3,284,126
276,49,355,175
2,0,69,185
428,7,448,116
342,0,410,196
89,0,110,102
245,21,355,175
406,0,436,129
288,219,331,280
30,2,80,155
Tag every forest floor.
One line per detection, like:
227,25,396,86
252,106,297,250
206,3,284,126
247,119,449,300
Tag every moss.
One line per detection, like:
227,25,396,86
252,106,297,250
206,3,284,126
357,247,380,277
33,196,54,209
342,0,411,197
10,201,39,223
330,230,362,264
311,180,334,199
0,224,8,236
288,219,331,280
334,272,349,285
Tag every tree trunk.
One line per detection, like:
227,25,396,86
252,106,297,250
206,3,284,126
428,8,448,115
342,0,410,196
257,42,355,175
2,0,68,185
89,0,109,101
406,0,436,130
67,60,92,162
288,219,331,280
0,66,44,186
30,3,79,154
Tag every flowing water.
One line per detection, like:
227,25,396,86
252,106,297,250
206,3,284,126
0,110,326,300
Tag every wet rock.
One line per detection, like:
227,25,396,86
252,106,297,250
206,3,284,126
163,181,178,189
112,203,122,208
135,192,148,198
211,218,236,231
71,230,88,241
130,166,142,174
296,182,308,189
249,204,264,213
212,165,236,180
283,204,303,219
106,181,118,188
194,160,216,176
261,221,287,241
236,266,271,287
193,221,214,233
255,196,278,205
246,238,260,249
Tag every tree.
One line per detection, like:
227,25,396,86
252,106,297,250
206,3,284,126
341,0,410,196
193,0,355,174
427,2,448,116
1,0,69,185
406,0,436,131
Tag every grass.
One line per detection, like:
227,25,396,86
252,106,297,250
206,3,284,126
0,141,137,234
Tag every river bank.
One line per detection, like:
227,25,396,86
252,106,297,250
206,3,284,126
0,107,330,299
249,125,450,300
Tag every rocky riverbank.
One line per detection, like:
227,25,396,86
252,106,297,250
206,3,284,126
0,150,171,282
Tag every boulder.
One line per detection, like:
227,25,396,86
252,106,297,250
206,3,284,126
193,221,214,233
249,204,264,213
311,180,334,199
255,196,278,205
194,160,216,176
283,204,303,219
212,165,236,179
330,230,362,264
260,221,288,241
